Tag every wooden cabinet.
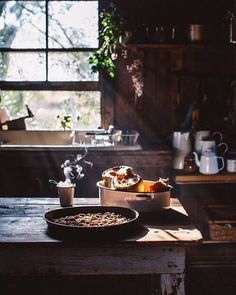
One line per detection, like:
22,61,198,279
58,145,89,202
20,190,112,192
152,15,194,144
173,171,236,231
185,242,236,295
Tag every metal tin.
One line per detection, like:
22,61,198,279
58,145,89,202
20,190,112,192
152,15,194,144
44,206,139,239
97,181,171,213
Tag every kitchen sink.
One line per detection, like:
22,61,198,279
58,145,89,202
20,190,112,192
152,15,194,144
0,130,142,151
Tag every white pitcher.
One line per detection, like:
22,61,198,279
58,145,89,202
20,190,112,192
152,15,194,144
172,131,191,169
194,130,223,154
193,150,224,174
201,140,228,156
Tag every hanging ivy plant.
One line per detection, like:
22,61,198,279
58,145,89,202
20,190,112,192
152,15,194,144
88,3,125,78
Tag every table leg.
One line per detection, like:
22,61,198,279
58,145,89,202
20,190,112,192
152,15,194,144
160,273,185,295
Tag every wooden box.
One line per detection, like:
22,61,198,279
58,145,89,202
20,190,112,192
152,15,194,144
206,205,236,241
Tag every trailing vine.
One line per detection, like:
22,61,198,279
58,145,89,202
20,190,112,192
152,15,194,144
88,3,125,78
88,3,144,104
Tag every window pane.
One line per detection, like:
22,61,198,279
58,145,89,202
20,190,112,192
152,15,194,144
0,52,46,81
1,90,101,130
0,1,45,48
48,1,98,48
48,52,98,81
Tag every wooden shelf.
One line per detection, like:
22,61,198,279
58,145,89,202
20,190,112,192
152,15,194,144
174,171,236,184
125,43,235,49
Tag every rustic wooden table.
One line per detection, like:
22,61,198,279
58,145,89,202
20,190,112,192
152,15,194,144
0,197,202,295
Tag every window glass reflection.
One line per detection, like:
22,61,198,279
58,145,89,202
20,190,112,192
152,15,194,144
48,52,98,81
1,90,101,130
0,52,46,81
48,1,98,48
0,1,45,48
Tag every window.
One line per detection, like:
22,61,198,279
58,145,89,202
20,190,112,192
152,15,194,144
0,0,100,130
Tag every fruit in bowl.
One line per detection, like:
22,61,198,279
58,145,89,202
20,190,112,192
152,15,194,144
149,177,172,192
102,165,172,193
102,165,141,191
99,165,172,212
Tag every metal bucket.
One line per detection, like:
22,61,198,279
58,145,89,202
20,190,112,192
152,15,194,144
97,181,171,213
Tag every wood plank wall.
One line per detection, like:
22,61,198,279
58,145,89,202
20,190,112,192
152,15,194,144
0,149,172,197
103,45,235,145
100,0,236,147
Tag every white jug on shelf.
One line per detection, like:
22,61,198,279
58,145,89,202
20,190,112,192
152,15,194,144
172,131,191,170
193,150,224,174
194,130,223,154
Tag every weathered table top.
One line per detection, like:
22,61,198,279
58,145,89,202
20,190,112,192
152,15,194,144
0,196,202,295
0,197,202,245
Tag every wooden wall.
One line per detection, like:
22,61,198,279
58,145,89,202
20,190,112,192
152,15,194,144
102,44,235,146
100,0,234,26
0,149,172,197
100,0,236,147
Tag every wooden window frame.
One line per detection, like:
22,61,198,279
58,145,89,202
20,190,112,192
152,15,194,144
0,0,104,126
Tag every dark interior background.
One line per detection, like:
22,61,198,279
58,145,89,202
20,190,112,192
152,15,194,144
1,2,236,295
100,0,236,148
1,0,236,197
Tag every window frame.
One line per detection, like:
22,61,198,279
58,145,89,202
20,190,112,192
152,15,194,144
0,0,101,118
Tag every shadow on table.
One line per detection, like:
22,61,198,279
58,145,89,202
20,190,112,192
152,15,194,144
139,207,192,225
45,208,193,242
46,221,149,242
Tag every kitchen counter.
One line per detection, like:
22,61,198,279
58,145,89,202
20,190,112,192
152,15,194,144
172,170,236,230
0,197,202,295
0,143,143,151
0,130,171,152
173,170,236,184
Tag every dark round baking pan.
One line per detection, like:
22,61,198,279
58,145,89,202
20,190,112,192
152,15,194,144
44,205,140,240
